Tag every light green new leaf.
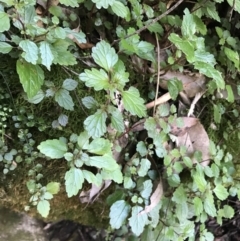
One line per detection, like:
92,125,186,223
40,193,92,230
82,96,98,109
193,196,203,216
92,0,114,9
37,200,50,218
59,0,79,7
62,79,78,91
39,41,54,70
79,68,110,90
43,192,53,200
110,109,124,132
192,170,207,192
129,206,148,236
77,131,89,149
182,9,196,38
65,167,84,197
194,50,216,66
226,85,234,103
213,184,229,201
111,1,128,18
224,47,240,70
87,138,112,155
0,12,10,32
223,205,234,219
84,110,107,138
176,202,188,221
46,182,60,194
17,60,44,98
54,89,74,110
138,158,151,177
204,191,217,217
82,170,99,185
88,155,118,170
19,40,38,64
110,200,131,229
38,139,67,158
92,41,118,71
172,185,187,204
101,167,123,183
0,42,12,53
122,87,146,117
136,141,148,157
124,176,133,189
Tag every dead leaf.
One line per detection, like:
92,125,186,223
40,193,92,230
139,181,163,214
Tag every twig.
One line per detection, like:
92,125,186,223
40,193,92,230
112,0,184,45
153,33,160,115
146,92,171,109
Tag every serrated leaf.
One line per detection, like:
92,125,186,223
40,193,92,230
101,167,123,183
65,167,84,197
17,60,44,98
111,1,128,18
37,139,67,158
43,192,53,200
110,109,124,132
136,141,148,157
79,68,110,91
19,40,38,64
129,206,148,236
54,89,74,110
92,40,118,71
87,155,118,170
183,156,193,168
46,182,60,194
138,158,151,177
0,12,10,32
27,90,45,104
176,202,188,221
0,42,12,53
92,0,114,9
87,138,111,155
193,196,203,216
182,9,196,38
59,0,79,7
84,109,107,138
82,96,98,109
82,170,98,185
225,85,234,103
193,15,207,35
213,184,229,201
194,50,216,66
172,185,187,204
122,87,146,117
140,180,153,199
213,104,221,123
224,47,239,70
62,78,78,91
167,78,183,100
37,200,50,218
204,191,217,217
223,205,234,218
58,114,68,126
39,41,54,70
110,200,131,229
124,176,133,189
77,131,89,149
192,170,207,192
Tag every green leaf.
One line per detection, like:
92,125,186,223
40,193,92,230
213,184,229,201
43,192,53,200
223,205,234,219
77,131,89,149
92,40,118,71
37,139,67,158
82,170,99,185
129,206,148,236
140,180,153,199
176,202,188,221
79,68,110,91
54,89,74,110
0,42,12,53
213,104,221,123
194,50,216,66
46,182,60,194
101,167,123,183
183,156,193,168
182,9,196,38
111,1,128,18
138,158,151,177
192,170,207,192
37,200,50,218
225,85,234,103
92,0,114,9
172,185,187,204
204,191,217,217
84,109,107,138
167,78,183,100
110,109,124,132
87,155,118,170
110,200,131,229
124,176,134,189
193,15,207,35
65,167,84,197
193,196,203,216
59,0,79,7
82,96,98,109
39,41,54,70
122,87,146,117
62,79,78,91
0,12,10,32
136,141,148,157
27,90,45,104
87,138,112,155
224,47,239,70
17,60,44,98
19,40,38,65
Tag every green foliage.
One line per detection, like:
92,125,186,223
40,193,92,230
2,0,240,239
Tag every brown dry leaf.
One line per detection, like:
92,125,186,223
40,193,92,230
139,181,163,215
175,118,210,166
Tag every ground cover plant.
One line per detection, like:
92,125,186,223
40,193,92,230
1,0,240,240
